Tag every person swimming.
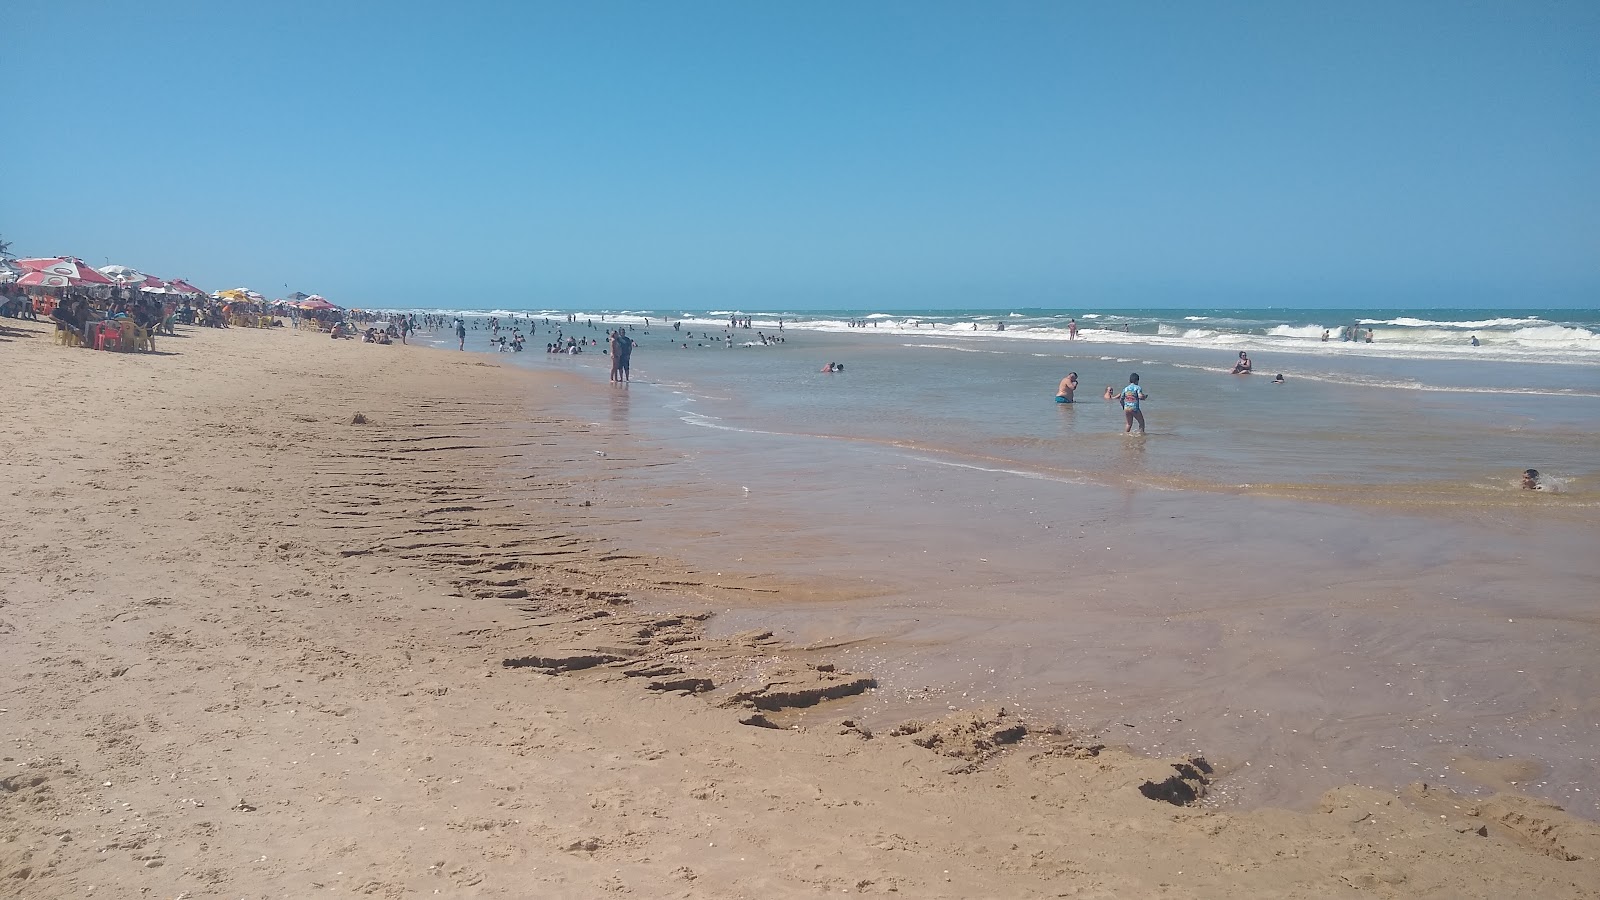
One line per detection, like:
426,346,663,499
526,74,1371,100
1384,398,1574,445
1272,373,1284,384
1103,386,1116,400
1522,468,1541,490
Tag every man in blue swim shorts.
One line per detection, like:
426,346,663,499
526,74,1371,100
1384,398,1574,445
1055,372,1078,403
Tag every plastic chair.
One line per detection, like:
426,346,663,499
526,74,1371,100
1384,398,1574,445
91,322,116,351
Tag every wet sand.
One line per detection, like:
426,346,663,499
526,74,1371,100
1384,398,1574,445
3,320,1599,898
539,363,1600,819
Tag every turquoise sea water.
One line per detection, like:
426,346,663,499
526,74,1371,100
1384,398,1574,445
418,306,1600,364
413,306,1600,506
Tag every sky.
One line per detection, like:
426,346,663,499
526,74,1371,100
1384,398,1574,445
7,1,1598,310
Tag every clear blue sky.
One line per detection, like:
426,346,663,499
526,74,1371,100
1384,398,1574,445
8,1,1597,309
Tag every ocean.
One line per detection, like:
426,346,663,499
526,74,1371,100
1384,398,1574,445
404,306,1599,817
415,306,1600,507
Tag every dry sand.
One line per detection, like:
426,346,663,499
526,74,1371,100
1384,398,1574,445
2,319,1598,898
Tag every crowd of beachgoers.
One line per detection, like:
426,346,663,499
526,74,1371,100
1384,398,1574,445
426,311,793,360
0,280,396,351
0,252,391,350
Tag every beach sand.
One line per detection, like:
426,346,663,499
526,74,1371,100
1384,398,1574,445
3,320,1598,898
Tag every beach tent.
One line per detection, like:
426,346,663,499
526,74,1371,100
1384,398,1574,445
15,257,115,287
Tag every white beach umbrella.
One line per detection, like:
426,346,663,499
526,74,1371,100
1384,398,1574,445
99,264,147,284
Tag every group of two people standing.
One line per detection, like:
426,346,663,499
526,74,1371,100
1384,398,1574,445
608,328,634,382
1055,371,1149,434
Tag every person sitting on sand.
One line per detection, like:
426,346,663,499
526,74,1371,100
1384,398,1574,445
1522,468,1541,490
1055,372,1078,403
51,299,85,343
1231,351,1252,374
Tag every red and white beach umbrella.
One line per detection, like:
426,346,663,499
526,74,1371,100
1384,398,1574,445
15,257,115,286
164,278,206,296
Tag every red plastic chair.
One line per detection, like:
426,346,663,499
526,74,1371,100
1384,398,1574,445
93,321,123,351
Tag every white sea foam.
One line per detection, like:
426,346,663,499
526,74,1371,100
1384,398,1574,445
903,343,997,353
1266,325,1327,340
1361,316,1546,329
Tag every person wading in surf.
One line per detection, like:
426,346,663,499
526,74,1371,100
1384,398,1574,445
1120,373,1148,435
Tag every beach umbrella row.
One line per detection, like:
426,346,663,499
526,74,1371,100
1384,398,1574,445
10,258,211,296
16,257,115,287
13,253,336,307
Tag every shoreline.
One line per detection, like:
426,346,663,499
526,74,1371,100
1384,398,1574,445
4,321,1599,897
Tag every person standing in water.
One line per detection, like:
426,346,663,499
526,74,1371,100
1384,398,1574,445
1055,372,1078,403
607,329,623,382
455,319,466,351
1120,373,1148,434
616,328,634,381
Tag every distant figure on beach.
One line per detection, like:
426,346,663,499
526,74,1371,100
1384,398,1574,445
1120,374,1148,434
1522,468,1541,490
1272,373,1284,384
1068,318,1078,339
455,320,466,350
1055,372,1078,403
1231,352,1252,374
1321,329,1330,342
616,329,634,381
1470,335,1480,347
1365,329,1374,343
